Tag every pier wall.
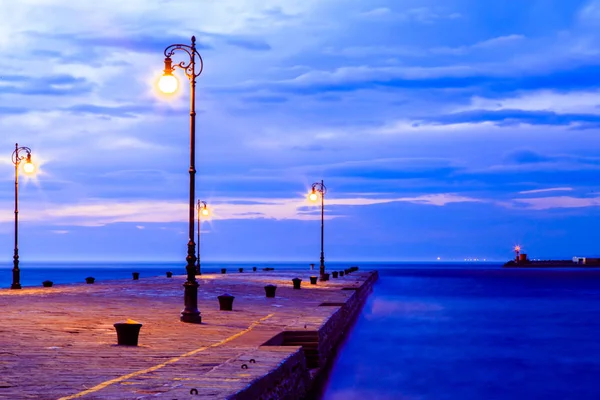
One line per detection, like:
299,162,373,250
230,270,379,400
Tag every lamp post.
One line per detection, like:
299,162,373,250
196,200,208,275
158,36,204,323
11,143,35,289
309,180,327,280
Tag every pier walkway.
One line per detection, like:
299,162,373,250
0,268,377,399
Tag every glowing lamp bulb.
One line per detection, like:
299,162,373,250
23,161,35,174
201,208,209,216
309,192,318,202
158,74,178,94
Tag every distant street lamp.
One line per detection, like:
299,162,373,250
11,144,35,289
308,180,327,280
158,36,204,323
196,200,209,275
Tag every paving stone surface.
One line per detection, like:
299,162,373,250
0,268,370,399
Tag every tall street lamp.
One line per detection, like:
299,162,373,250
158,36,204,323
196,200,209,275
309,180,327,280
11,143,35,289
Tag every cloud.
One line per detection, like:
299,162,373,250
0,193,482,226
361,7,392,17
223,37,271,51
399,8,462,24
457,90,600,115
34,32,213,53
0,106,29,115
0,74,94,96
519,187,573,194
511,196,600,210
432,34,526,55
422,109,600,128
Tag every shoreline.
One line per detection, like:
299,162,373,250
0,268,378,399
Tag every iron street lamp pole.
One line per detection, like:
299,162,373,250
196,200,207,275
161,36,204,323
311,180,327,280
11,144,33,290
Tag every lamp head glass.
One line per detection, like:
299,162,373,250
158,73,178,94
23,154,35,174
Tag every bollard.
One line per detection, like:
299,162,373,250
292,277,302,289
42,280,53,287
253,266,257,271
332,271,339,278
239,267,244,273
264,284,277,298
217,294,235,311
85,277,95,284
340,271,345,277
310,276,318,285
320,273,330,282
166,271,173,278
345,268,350,275
310,263,315,270
221,268,227,274
114,319,143,346
132,272,140,280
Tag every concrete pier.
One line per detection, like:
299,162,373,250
0,268,377,399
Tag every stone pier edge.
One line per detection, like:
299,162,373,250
229,270,379,400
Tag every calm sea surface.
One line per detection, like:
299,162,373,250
3,262,599,399
322,265,600,400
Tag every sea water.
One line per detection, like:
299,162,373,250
322,265,600,400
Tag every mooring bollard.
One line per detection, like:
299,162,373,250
217,294,235,311
310,276,318,285
310,263,315,270
332,271,339,278
340,271,345,277
221,268,227,274
253,266,257,271
239,267,244,273
345,268,351,275
114,319,143,346
85,277,95,284
132,272,140,280
166,271,173,278
320,273,330,282
42,280,53,287
264,284,277,298
292,277,302,289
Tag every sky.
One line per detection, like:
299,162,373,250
1,0,599,262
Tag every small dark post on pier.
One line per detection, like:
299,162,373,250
264,284,277,298
217,294,235,311
292,277,302,289
114,321,143,346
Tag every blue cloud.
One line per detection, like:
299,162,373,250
425,109,600,127
224,38,271,51
0,74,94,96
0,106,29,115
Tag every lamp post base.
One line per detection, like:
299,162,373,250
10,283,21,290
180,280,202,323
